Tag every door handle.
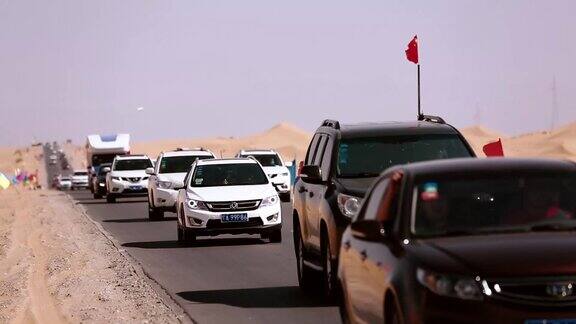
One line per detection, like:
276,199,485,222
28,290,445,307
298,186,307,193
343,241,351,251
360,250,367,261
309,191,314,198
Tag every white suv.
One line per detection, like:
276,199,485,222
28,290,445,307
71,170,89,190
106,155,153,203
235,149,292,202
146,148,215,220
175,158,282,244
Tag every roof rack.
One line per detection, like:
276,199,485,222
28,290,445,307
321,119,340,129
175,147,206,151
418,114,446,124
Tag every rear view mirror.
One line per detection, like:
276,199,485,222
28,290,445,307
351,220,386,242
101,167,111,173
300,165,322,184
145,167,155,175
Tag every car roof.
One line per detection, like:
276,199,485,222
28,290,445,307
115,155,150,160
384,158,576,179
332,121,460,138
197,158,259,166
238,149,278,155
162,150,214,158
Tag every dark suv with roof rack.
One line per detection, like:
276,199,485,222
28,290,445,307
293,116,476,299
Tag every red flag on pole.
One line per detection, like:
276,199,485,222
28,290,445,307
405,35,419,64
483,138,505,157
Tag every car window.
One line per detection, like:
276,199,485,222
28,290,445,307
320,135,334,181
357,179,389,222
159,155,213,173
74,171,88,176
190,163,269,187
113,159,153,171
240,154,282,167
313,135,327,167
337,134,472,178
305,134,321,165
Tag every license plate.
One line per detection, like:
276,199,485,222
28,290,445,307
221,213,248,223
129,185,142,190
525,320,576,324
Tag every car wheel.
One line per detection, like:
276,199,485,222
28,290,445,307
106,194,116,203
183,229,196,245
268,228,282,243
321,233,338,301
148,201,164,221
280,192,291,203
93,193,102,199
177,225,184,243
294,223,316,292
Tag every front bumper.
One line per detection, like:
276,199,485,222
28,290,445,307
108,179,149,196
152,188,178,209
72,182,89,188
182,203,282,236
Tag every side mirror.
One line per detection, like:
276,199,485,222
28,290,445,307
300,165,322,184
101,167,111,173
173,181,184,189
351,220,386,241
284,161,293,167
145,167,155,175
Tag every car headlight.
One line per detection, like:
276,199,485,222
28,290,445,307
337,193,362,218
261,194,279,207
158,181,173,189
416,268,483,300
111,176,120,181
187,198,207,210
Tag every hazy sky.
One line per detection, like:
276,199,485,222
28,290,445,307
1,0,575,146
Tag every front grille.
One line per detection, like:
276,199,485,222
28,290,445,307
122,177,141,182
489,277,576,306
206,218,264,229
205,200,261,212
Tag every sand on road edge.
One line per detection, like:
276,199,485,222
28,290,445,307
0,188,190,323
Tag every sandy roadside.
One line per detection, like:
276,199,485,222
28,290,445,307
0,188,189,324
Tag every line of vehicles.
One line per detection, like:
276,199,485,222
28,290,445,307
66,115,576,323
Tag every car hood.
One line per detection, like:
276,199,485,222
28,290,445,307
187,184,276,202
110,170,148,177
157,172,186,184
409,232,576,277
335,177,378,197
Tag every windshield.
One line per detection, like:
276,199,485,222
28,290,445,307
114,159,152,171
240,154,282,167
337,134,472,178
92,153,122,166
74,171,88,176
159,155,213,173
412,173,576,237
190,163,268,187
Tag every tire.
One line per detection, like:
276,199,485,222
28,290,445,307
148,199,164,221
93,193,102,199
106,194,116,203
268,228,282,243
177,225,184,243
321,232,338,301
182,229,196,245
280,192,291,203
294,222,316,292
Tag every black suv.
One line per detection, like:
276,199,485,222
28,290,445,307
293,116,476,299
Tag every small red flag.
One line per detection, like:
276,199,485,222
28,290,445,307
483,138,505,157
405,35,419,64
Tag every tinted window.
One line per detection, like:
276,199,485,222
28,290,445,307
159,155,213,173
357,179,389,221
412,173,576,237
74,171,88,176
190,163,268,187
314,135,327,166
239,154,282,167
92,153,121,166
305,134,321,165
337,134,471,178
114,159,153,171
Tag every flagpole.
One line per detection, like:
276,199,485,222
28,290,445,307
417,64,421,118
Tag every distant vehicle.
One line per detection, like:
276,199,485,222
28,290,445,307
57,176,72,190
86,134,130,194
105,155,153,203
49,154,57,165
235,149,292,202
71,170,89,190
146,148,215,220
175,158,282,244
294,117,476,299
91,162,111,199
339,158,576,324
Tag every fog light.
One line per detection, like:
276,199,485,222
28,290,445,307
267,213,279,222
188,217,202,225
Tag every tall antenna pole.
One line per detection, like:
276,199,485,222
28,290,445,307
417,64,422,118
551,75,558,131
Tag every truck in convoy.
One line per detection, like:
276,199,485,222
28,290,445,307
86,134,131,198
